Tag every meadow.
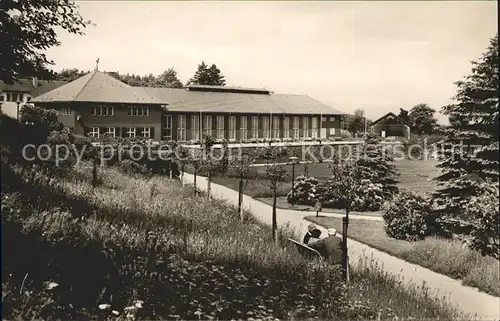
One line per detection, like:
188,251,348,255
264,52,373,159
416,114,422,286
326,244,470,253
207,158,441,202
1,162,463,320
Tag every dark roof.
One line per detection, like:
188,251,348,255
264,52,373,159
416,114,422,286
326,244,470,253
144,87,344,115
31,70,167,104
186,85,271,95
0,79,68,96
370,112,411,127
29,71,344,115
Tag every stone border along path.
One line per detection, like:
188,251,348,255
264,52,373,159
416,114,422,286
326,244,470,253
180,173,500,320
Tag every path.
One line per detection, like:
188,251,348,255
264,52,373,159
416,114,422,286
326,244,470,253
181,173,500,320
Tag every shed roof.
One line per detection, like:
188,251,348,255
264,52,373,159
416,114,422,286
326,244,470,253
370,112,411,127
31,70,166,104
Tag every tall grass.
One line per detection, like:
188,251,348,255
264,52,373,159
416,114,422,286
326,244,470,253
1,162,463,320
399,237,500,296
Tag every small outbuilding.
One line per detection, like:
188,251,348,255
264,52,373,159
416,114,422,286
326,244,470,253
370,112,412,140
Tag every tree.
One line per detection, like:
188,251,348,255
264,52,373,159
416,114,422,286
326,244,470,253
356,131,399,198
435,34,499,217
229,149,256,222
188,61,226,86
398,108,410,124
207,64,226,86
262,147,288,242
155,68,183,88
345,109,367,136
328,158,364,280
54,69,90,82
408,104,438,136
1,0,90,83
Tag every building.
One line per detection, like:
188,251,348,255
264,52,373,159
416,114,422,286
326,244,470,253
370,112,412,140
31,69,345,142
0,78,67,119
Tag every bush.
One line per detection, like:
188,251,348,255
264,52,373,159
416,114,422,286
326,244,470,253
116,159,150,177
383,190,443,241
466,183,499,258
352,180,385,211
287,176,318,205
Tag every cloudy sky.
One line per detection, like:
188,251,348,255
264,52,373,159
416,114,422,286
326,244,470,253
47,1,497,123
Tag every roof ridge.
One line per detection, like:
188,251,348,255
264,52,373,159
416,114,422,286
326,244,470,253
73,70,98,102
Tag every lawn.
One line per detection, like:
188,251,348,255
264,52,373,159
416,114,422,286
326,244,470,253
204,158,441,201
1,163,464,320
306,216,500,297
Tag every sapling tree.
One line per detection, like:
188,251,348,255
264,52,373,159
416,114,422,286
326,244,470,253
328,157,363,280
262,147,288,242
229,149,256,222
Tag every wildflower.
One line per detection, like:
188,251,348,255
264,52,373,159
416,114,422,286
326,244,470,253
44,281,59,290
98,304,111,310
134,300,144,309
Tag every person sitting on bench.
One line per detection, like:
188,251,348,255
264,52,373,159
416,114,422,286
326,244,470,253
307,228,344,264
303,224,322,244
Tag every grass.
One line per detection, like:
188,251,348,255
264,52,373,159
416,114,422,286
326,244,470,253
1,162,464,320
205,158,441,205
306,215,500,297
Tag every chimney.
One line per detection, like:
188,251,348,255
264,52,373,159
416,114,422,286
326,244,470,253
32,77,38,88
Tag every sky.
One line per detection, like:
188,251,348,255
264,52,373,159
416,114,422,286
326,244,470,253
47,1,498,124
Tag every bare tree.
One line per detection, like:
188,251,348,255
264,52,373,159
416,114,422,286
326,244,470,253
262,147,288,242
229,149,256,222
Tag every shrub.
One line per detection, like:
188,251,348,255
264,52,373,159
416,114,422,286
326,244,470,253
466,183,499,258
116,159,150,177
382,190,443,241
287,176,318,205
352,180,385,211
312,178,345,209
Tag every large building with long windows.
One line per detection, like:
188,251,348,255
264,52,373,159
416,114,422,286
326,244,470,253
31,70,344,142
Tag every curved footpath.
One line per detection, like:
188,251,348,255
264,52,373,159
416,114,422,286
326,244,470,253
181,173,500,320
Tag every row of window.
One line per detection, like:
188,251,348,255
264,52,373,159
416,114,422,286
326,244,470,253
166,115,335,141
0,93,31,102
87,127,152,138
90,106,150,117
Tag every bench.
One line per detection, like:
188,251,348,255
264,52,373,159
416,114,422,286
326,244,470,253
287,238,324,261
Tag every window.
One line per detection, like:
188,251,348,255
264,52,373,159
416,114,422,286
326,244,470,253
272,116,280,139
142,127,151,138
126,127,136,138
91,106,114,116
240,116,248,141
262,116,270,139
26,96,32,102
89,127,99,138
312,117,318,138
228,116,236,141
293,117,300,139
162,114,172,139
203,115,212,137
283,117,290,139
302,117,309,138
177,115,186,141
191,115,200,141
12,93,18,102
106,127,116,138
252,116,259,139
216,116,225,140
128,106,149,116
329,116,335,122
61,107,72,115
0,95,4,101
